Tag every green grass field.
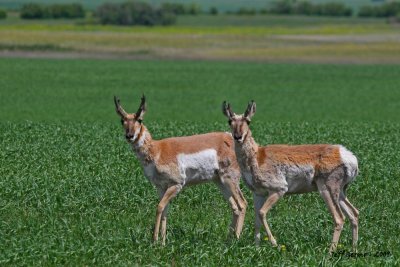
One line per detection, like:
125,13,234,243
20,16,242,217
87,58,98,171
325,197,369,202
1,59,400,123
1,58,400,265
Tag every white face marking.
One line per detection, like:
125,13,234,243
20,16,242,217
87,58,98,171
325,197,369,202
236,134,246,143
135,131,146,148
130,126,141,142
177,149,219,184
231,115,248,144
339,145,358,178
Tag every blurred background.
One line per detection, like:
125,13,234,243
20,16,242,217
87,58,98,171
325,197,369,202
0,0,399,122
1,0,399,61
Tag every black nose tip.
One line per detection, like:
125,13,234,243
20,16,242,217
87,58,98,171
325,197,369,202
234,135,242,141
126,133,134,139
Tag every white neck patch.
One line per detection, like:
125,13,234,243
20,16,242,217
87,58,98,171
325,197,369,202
132,126,141,140
136,131,146,148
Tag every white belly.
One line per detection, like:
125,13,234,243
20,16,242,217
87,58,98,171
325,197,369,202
177,149,219,184
241,164,316,194
284,164,317,193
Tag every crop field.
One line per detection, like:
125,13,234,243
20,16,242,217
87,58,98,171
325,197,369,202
1,59,400,123
1,12,400,63
1,58,400,265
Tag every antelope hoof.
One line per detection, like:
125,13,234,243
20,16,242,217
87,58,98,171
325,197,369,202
329,243,337,254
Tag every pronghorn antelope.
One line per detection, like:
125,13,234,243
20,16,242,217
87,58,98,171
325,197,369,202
222,101,359,253
114,95,247,245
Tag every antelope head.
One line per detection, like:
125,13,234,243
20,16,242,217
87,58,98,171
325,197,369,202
222,100,256,144
114,95,146,143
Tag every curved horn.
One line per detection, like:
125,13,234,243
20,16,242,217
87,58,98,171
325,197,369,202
135,94,146,121
222,101,234,118
244,100,256,120
114,96,127,118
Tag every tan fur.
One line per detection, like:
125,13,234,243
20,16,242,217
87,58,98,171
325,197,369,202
114,96,247,245
152,133,236,165
223,100,359,253
258,145,342,174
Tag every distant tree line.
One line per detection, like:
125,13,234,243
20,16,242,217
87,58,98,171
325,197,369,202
268,0,352,16
94,2,204,26
95,2,177,26
230,0,400,18
14,1,400,24
358,2,400,17
0,9,7,19
159,3,201,15
20,3,85,19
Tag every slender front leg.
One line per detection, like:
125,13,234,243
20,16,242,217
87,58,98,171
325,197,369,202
229,182,247,238
258,191,282,247
154,185,181,244
253,193,265,246
160,204,170,246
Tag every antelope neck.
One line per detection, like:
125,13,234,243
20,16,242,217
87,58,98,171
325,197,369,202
235,130,258,158
131,125,153,162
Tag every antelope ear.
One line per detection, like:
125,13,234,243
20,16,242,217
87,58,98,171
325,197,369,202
135,94,146,121
244,100,256,121
222,101,234,119
114,96,127,118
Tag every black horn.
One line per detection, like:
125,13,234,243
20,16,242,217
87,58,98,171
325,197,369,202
244,100,256,120
135,94,147,121
222,101,234,118
114,96,127,118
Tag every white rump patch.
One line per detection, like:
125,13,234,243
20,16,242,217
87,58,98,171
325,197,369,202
177,149,219,184
339,145,358,178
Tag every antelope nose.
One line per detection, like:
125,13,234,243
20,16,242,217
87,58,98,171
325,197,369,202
126,133,134,139
234,134,242,141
